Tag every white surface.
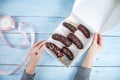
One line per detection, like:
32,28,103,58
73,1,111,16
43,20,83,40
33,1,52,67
72,0,120,32
101,3,120,32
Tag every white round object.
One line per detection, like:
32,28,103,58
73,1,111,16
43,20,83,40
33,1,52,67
0,16,15,31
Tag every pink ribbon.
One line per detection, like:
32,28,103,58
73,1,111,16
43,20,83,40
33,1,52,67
0,16,35,75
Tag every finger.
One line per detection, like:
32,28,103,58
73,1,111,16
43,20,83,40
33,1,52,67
32,40,46,48
93,33,97,44
98,33,103,47
30,41,44,51
33,40,46,51
97,33,100,45
37,40,46,49
31,41,43,50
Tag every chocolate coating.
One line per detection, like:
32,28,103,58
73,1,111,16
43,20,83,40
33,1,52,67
52,33,72,47
78,24,90,38
46,42,64,58
67,33,83,49
63,22,77,33
62,47,74,60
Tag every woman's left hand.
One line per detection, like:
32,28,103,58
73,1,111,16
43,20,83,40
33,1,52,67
26,40,46,75
29,40,46,65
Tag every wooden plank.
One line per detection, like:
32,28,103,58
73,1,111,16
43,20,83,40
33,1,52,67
0,0,1,4
0,34,120,66
4,17,65,34
1,17,119,36
0,0,74,17
0,65,120,80
91,67,120,80
0,65,77,80
0,33,50,45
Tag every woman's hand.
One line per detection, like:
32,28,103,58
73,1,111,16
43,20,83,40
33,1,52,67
26,40,46,75
87,33,103,56
29,40,46,65
82,33,103,68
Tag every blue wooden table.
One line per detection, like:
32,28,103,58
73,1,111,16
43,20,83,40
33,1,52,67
0,0,120,80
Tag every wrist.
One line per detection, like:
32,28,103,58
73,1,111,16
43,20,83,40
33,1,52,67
26,61,37,75
82,52,95,68
29,61,37,66
88,52,96,57
87,50,97,57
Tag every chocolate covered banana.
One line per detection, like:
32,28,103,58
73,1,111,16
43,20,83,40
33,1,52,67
62,47,74,60
78,24,90,38
46,42,64,58
67,33,83,49
63,22,77,33
52,33,72,47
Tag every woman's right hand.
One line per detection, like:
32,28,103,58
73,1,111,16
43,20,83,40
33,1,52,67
87,33,103,56
82,33,103,68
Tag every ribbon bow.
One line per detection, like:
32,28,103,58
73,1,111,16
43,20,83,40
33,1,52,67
0,16,35,75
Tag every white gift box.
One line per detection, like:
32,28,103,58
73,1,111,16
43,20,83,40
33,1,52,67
45,0,120,67
72,0,120,33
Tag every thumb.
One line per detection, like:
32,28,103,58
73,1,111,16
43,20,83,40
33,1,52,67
93,33,98,44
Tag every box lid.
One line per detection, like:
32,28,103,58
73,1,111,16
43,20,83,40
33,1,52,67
72,0,120,32
100,3,120,32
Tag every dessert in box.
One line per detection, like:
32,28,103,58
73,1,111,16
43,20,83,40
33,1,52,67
45,0,120,67
45,17,94,66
